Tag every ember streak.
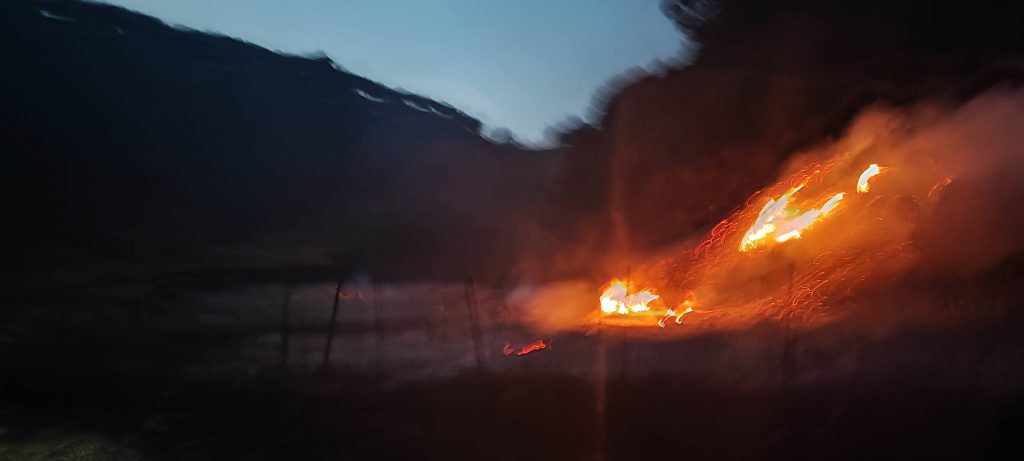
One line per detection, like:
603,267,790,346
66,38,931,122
503,339,548,356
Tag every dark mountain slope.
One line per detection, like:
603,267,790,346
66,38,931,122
0,0,559,281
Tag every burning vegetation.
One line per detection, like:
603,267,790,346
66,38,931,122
599,161,885,327
558,88,1024,334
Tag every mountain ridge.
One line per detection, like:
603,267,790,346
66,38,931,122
0,0,561,283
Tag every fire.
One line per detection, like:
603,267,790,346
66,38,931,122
739,163,883,252
599,279,659,315
582,91,1023,332
596,157,901,328
659,302,695,327
857,163,881,193
503,339,548,356
598,277,703,328
739,188,845,252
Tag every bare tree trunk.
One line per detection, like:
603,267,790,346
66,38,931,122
373,282,384,381
321,280,342,373
464,279,484,373
281,284,293,372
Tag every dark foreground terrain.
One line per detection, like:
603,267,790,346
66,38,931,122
3,291,1024,460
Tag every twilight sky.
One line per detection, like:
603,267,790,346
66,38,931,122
94,0,689,144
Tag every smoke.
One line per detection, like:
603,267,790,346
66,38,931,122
897,89,1024,275
507,280,598,334
513,87,1024,334
783,86,1024,278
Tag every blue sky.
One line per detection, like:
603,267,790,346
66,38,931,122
95,0,689,144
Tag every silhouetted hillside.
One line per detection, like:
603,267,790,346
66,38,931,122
0,0,559,283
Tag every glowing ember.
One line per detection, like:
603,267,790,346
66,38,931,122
857,163,881,193
507,338,548,356
929,177,953,198
599,280,659,315
739,188,846,251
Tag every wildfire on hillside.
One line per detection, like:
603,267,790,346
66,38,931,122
509,89,1024,336
592,93,995,330
598,159,899,328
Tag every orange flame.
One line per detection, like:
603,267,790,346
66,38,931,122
739,188,845,252
857,163,881,193
599,279,659,315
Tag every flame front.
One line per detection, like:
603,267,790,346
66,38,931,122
599,280,659,315
857,163,881,193
596,156,909,328
739,188,845,252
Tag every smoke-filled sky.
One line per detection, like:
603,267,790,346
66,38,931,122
92,0,688,145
